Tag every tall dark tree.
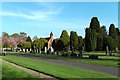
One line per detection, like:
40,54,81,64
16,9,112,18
85,28,96,52
60,30,70,50
116,28,120,50
26,36,32,51
109,24,118,39
101,26,107,36
96,33,103,51
78,36,83,50
85,28,91,52
70,31,78,51
91,29,97,51
90,17,101,33
109,24,118,49
26,36,32,43
52,38,64,51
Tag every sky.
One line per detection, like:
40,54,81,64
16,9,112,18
1,2,118,39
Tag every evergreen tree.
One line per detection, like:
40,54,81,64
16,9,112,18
101,26,107,36
109,24,118,49
109,24,117,39
103,36,117,52
85,28,91,52
60,30,70,50
96,33,103,51
26,36,32,51
85,28,96,52
70,31,78,51
91,29,97,51
90,17,101,33
116,28,120,50
26,36,32,43
78,36,83,50
52,38,64,51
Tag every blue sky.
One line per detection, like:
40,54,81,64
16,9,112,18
1,2,118,39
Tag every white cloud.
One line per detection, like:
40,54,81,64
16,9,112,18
0,6,62,20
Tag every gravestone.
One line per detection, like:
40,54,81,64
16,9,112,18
106,46,109,55
44,47,47,54
23,49,25,52
51,47,54,53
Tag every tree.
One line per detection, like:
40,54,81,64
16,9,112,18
85,28,96,52
23,42,31,50
109,24,118,39
91,29,97,51
2,32,9,37
70,31,78,51
11,33,20,38
60,30,70,50
90,17,101,33
96,33,103,51
39,38,47,49
78,36,83,50
101,25,107,36
33,38,47,53
52,38,64,51
116,28,120,50
26,36,32,43
103,36,117,54
25,36,32,51
85,28,91,52
32,35,38,41
109,24,118,49
20,32,27,38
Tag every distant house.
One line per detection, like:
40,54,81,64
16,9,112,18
44,32,54,53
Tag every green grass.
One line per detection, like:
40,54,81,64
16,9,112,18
1,61,37,79
2,55,118,79
18,52,120,67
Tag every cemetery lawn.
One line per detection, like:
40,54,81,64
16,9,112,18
21,52,120,67
1,61,37,78
2,55,118,79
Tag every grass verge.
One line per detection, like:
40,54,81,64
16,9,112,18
18,52,120,67
2,55,119,79
1,61,37,79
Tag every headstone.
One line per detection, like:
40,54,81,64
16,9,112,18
20,49,22,52
39,48,41,54
45,47,47,54
36,49,38,53
51,47,54,53
115,47,118,53
106,46,109,55
26,49,28,52
23,49,25,52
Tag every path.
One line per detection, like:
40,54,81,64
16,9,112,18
16,54,119,77
1,59,55,79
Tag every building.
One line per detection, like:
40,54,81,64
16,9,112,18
45,32,54,53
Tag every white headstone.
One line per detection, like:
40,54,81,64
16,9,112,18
23,49,25,52
51,47,54,52
26,49,28,52
45,47,47,53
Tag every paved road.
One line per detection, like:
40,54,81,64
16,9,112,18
15,54,119,77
